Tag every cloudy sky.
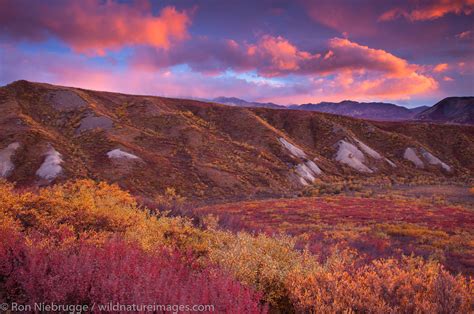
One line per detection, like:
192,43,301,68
0,0,473,107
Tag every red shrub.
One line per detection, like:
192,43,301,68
0,229,266,313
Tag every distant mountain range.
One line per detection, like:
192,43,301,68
212,96,473,124
289,101,428,121
212,97,285,109
415,97,474,125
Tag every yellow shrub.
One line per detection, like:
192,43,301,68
208,232,302,308
0,180,209,253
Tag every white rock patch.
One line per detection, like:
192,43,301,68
420,149,451,172
279,137,307,158
36,147,63,180
335,140,373,173
385,158,397,168
278,138,323,185
403,147,424,168
295,160,323,185
296,163,316,185
354,139,382,159
107,149,140,160
305,160,323,175
0,142,20,177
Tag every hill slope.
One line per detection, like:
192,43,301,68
0,80,472,200
415,97,474,124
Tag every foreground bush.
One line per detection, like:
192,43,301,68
287,253,473,313
0,225,266,313
208,232,301,309
0,180,210,253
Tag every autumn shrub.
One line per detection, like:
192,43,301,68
1,180,473,313
153,187,187,213
0,228,266,313
0,180,210,253
287,254,473,313
208,232,302,309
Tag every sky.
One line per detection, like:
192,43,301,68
0,0,473,108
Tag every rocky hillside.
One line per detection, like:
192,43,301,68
0,81,472,200
415,97,474,124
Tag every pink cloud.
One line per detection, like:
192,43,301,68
315,38,415,76
433,63,449,72
456,30,473,39
131,35,437,99
379,0,474,21
1,40,438,106
0,0,191,55
246,36,312,75
302,0,381,36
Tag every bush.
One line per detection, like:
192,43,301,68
0,180,210,254
1,180,472,313
286,254,473,313
0,228,266,313
208,232,302,309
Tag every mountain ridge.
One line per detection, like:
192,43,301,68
213,96,432,121
1,80,472,201
415,97,474,124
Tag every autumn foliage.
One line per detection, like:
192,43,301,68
0,180,472,312
287,253,473,313
198,196,474,276
0,180,265,313
0,232,263,312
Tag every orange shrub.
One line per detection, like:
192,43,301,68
0,180,210,253
287,254,473,313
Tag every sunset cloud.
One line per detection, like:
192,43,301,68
0,0,191,55
130,35,437,99
433,63,449,73
379,0,474,21
0,0,471,106
456,30,473,39
247,36,311,74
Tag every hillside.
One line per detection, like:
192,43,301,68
0,80,473,200
415,97,474,124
